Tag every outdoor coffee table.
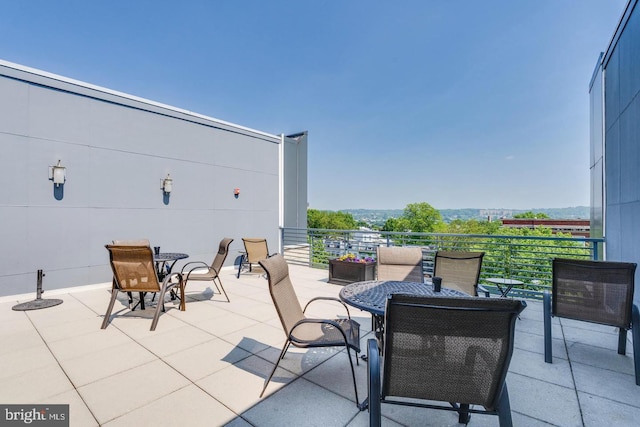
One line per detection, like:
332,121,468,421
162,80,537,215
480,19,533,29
154,252,189,281
484,277,523,298
152,252,188,304
339,280,468,354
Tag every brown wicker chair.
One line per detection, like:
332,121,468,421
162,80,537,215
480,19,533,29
112,239,151,246
237,238,274,278
258,254,362,406
111,239,152,310
433,251,488,297
376,246,423,282
367,294,526,426
181,238,233,302
544,258,639,385
102,244,185,331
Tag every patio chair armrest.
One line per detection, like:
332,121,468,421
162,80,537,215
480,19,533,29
289,318,349,344
182,262,222,281
163,272,183,288
181,261,210,275
367,338,382,424
303,296,352,319
543,290,552,363
477,283,490,298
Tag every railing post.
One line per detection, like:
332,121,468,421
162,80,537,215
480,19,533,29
543,291,553,363
307,229,312,267
279,227,284,256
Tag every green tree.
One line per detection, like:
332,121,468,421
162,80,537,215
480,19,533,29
307,209,357,230
513,211,550,219
479,226,588,291
381,217,399,232
309,235,331,267
445,219,501,235
386,202,443,232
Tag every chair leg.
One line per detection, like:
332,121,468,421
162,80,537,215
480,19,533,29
457,404,470,424
151,283,173,331
212,278,221,294
126,291,143,311
214,276,230,302
497,384,514,427
139,292,145,310
281,342,291,359
101,289,119,329
150,297,164,331
543,291,552,363
367,339,381,426
618,328,628,355
237,255,244,278
345,343,359,406
260,340,290,397
632,304,639,386
179,281,186,311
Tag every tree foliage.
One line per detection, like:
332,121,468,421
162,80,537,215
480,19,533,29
445,219,501,235
307,209,357,230
383,202,444,233
513,211,550,219
306,204,592,292
381,217,399,232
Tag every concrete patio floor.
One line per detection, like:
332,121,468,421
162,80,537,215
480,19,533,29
1,264,639,426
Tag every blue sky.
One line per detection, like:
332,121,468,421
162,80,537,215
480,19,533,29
0,0,627,210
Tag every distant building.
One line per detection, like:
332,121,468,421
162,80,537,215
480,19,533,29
480,209,513,220
501,219,590,237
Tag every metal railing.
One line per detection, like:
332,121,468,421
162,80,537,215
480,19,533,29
280,227,605,299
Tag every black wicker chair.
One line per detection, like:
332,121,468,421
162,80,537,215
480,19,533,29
367,294,526,426
544,258,639,385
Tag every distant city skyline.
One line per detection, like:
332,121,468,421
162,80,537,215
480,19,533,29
0,1,627,210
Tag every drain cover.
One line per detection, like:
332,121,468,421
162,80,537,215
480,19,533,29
12,298,64,311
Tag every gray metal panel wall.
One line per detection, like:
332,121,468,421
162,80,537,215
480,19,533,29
282,132,308,230
601,0,640,303
0,64,281,296
589,61,604,243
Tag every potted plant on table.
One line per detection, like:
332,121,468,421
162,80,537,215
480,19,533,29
328,253,376,285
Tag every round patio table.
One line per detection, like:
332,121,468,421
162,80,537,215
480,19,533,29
484,277,524,298
339,280,469,355
153,253,188,305
154,252,189,281
339,280,468,317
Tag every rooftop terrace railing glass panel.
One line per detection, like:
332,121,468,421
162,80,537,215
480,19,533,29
280,227,604,299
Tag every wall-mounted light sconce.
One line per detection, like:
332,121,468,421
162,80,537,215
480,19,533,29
161,174,173,194
48,160,66,186
233,188,240,198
